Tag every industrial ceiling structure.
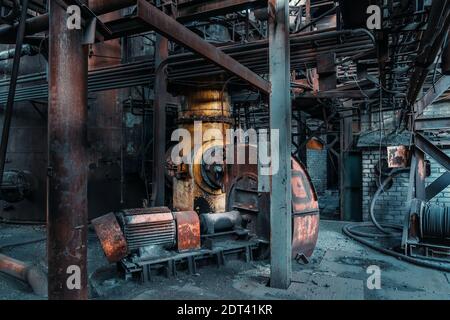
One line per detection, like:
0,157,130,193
0,0,449,301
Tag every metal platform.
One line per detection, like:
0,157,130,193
118,239,261,282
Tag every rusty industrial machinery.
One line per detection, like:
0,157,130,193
403,199,450,262
172,88,232,214
92,207,201,262
92,140,321,281
225,145,320,260
93,206,257,281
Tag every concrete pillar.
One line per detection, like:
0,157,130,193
269,0,292,289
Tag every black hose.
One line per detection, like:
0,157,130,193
369,168,409,235
343,224,450,273
343,167,450,272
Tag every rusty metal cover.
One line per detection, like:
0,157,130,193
291,160,320,258
292,160,319,214
92,213,128,263
225,144,320,258
292,214,320,258
122,207,171,216
175,211,201,251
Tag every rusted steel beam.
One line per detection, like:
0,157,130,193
426,171,450,201
0,0,269,43
151,34,168,206
0,0,136,43
47,0,89,300
415,132,450,172
0,0,29,189
407,0,450,105
269,0,291,290
414,76,450,116
87,0,135,14
415,116,450,131
297,89,377,99
136,0,270,94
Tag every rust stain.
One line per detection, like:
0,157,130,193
91,213,128,263
175,211,201,251
292,214,320,258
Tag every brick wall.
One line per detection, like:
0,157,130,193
362,148,450,225
362,149,410,225
307,147,328,195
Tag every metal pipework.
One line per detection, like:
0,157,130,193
0,0,268,44
200,211,243,234
47,0,89,300
0,0,137,43
0,29,375,104
135,0,270,94
0,44,37,61
0,253,48,297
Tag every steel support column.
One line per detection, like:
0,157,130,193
339,102,353,221
48,0,89,299
414,149,426,201
151,33,168,206
269,0,291,290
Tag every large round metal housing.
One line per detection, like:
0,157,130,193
226,145,320,258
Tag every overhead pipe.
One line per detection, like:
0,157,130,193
0,44,37,61
0,0,137,43
0,29,375,103
0,253,48,297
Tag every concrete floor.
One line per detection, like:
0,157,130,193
0,220,449,300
